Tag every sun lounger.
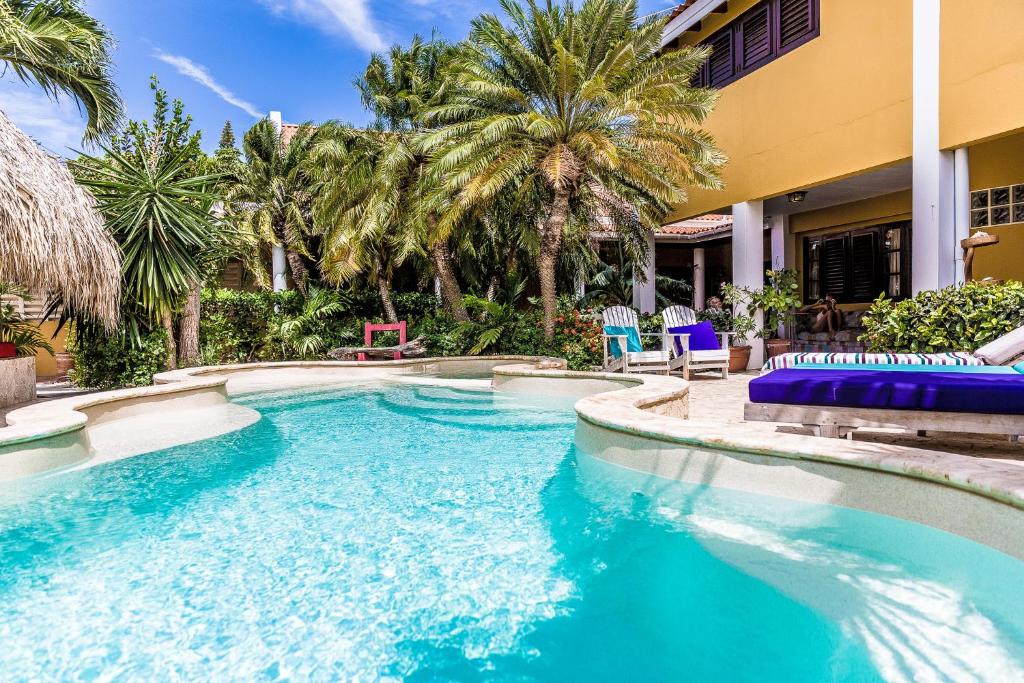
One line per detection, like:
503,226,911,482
745,368,1024,440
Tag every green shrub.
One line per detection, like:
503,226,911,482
69,327,168,390
860,280,1024,352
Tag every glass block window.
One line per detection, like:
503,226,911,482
971,184,1024,228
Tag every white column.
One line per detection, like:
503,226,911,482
732,201,765,369
268,111,288,291
912,0,956,293
953,147,971,285
632,231,657,314
693,247,706,311
768,214,791,269
272,245,288,292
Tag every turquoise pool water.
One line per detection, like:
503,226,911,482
1,384,1023,681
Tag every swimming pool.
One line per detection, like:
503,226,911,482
1,383,1022,680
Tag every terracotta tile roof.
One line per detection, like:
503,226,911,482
666,1,699,22
657,213,732,238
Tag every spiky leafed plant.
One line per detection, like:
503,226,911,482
270,286,348,359
316,36,470,321
0,0,123,142
71,144,221,368
428,0,724,338
228,119,319,294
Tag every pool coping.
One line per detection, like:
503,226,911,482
491,363,1024,514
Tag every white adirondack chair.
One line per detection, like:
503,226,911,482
601,306,670,374
662,305,732,380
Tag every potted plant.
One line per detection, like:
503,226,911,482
721,270,801,360
698,296,755,372
0,285,54,361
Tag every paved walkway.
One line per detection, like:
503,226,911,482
685,371,1024,463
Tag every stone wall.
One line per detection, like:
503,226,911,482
0,357,36,408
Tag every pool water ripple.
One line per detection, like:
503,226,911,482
0,384,1022,681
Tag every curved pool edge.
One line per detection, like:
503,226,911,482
0,357,561,480
492,364,1024,558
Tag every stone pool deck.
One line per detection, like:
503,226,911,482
687,371,1024,463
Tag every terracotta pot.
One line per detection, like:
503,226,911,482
0,342,15,359
55,351,75,377
765,338,793,358
729,345,751,373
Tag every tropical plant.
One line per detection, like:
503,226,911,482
428,0,724,338
721,269,800,346
229,118,320,293
458,277,527,354
0,284,53,356
861,280,1024,353
581,245,692,309
0,0,123,142
268,287,351,359
316,36,470,321
70,80,222,370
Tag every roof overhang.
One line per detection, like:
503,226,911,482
661,0,729,48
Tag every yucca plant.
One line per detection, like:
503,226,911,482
428,0,725,338
0,0,123,142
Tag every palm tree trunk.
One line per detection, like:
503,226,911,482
161,311,177,370
539,190,570,340
430,240,469,321
177,282,202,367
286,250,309,295
377,272,399,323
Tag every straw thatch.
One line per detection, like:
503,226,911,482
0,110,120,329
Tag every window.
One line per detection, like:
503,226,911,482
803,222,910,304
693,0,819,88
971,184,1024,228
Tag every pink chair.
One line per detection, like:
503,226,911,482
358,322,407,361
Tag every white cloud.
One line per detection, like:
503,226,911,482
0,80,85,155
258,0,387,52
153,50,264,118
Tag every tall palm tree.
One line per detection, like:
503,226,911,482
428,0,725,338
0,0,123,142
228,119,320,294
317,36,470,321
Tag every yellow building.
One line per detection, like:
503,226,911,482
649,0,1024,367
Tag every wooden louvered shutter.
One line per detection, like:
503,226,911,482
849,232,880,302
707,30,734,86
776,0,817,54
739,4,772,70
821,236,848,301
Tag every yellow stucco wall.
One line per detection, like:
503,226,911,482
33,320,67,378
940,0,1024,149
668,0,913,220
967,131,1024,281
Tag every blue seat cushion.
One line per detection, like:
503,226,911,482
749,368,1024,415
604,325,642,359
668,322,720,355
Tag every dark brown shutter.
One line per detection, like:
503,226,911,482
821,236,848,300
739,4,772,70
707,30,734,86
849,232,879,301
777,0,816,51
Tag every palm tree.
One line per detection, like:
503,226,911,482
428,0,724,338
0,0,123,142
228,119,319,294
317,36,470,321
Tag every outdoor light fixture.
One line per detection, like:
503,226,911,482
787,191,808,203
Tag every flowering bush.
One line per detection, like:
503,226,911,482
553,308,603,370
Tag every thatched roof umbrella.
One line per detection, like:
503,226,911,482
0,110,120,329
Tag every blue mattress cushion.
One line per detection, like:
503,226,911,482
748,368,1024,415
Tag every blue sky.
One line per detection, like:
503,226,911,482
1,0,674,156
